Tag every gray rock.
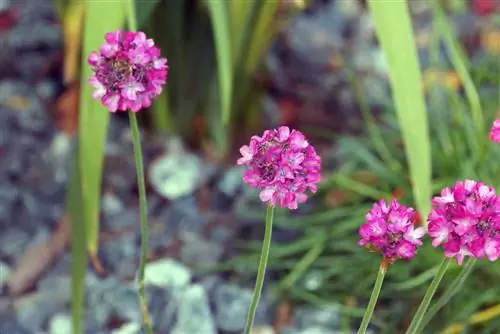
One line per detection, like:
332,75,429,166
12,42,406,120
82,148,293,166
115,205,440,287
0,228,31,261
112,322,141,334
214,283,272,332
0,183,19,226
86,278,141,328
0,261,10,290
49,313,72,334
171,284,216,334
166,196,206,234
149,140,215,200
179,231,224,267
293,305,340,331
99,233,138,279
144,259,191,288
110,283,142,323
102,207,137,232
0,314,31,334
15,290,68,332
148,285,179,332
217,166,245,197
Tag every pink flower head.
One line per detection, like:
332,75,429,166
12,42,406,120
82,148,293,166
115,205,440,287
428,180,500,265
489,119,500,143
88,30,168,112
358,199,426,262
237,126,321,209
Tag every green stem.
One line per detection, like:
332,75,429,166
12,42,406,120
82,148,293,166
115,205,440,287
419,258,476,331
126,0,137,32
244,205,275,334
357,258,389,334
406,258,451,334
124,2,153,334
128,111,153,334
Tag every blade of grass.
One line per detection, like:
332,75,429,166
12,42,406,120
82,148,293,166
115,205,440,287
205,0,233,124
78,1,126,257
368,0,432,221
135,0,160,29
433,2,485,143
149,84,173,133
62,0,84,85
68,147,87,334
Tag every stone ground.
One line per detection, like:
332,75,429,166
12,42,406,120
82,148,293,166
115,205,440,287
0,0,497,333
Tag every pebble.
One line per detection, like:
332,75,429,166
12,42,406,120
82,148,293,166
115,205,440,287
214,283,272,332
171,284,217,334
0,261,10,291
99,233,138,279
49,313,72,334
144,259,191,288
149,149,205,200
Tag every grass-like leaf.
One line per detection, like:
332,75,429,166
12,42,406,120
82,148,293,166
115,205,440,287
78,1,125,259
368,0,432,221
68,148,86,334
205,0,233,124
433,3,486,152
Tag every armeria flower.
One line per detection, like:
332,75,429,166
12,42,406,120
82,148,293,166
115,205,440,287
428,180,500,265
237,126,321,210
358,199,426,262
88,30,168,112
489,119,500,143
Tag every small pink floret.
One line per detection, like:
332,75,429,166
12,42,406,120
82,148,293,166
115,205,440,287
237,127,321,210
428,180,500,264
358,199,425,262
87,29,168,113
489,119,500,143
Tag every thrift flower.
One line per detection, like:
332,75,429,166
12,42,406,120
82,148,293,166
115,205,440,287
88,30,168,112
489,119,500,143
358,199,425,262
237,126,321,209
428,180,500,265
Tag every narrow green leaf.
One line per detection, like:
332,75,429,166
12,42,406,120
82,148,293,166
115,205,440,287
78,2,126,255
68,148,87,334
150,89,173,133
368,0,432,221
433,3,486,146
205,0,233,124
135,0,160,29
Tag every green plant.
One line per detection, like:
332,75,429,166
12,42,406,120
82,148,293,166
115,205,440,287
223,3,500,333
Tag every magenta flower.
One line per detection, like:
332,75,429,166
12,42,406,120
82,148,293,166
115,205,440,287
237,126,321,209
88,30,168,112
489,119,500,143
358,199,426,262
428,180,500,265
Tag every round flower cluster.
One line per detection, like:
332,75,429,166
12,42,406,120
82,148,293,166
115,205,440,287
88,30,168,112
489,119,500,143
237,126,321,210
358,199,426,262
428,180,500,265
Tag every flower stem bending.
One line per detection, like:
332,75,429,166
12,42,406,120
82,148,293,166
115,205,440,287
357,258,389,334
418,258,476,331
128,111,153,334
406,258,451,334
244,205,275,334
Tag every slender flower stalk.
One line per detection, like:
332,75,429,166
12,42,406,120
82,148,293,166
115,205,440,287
87,3,168,330
357,258,389,334
406,258,451,334
128,112,153,334
238,126,321,333
418,258,477,331
244,205,274,334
